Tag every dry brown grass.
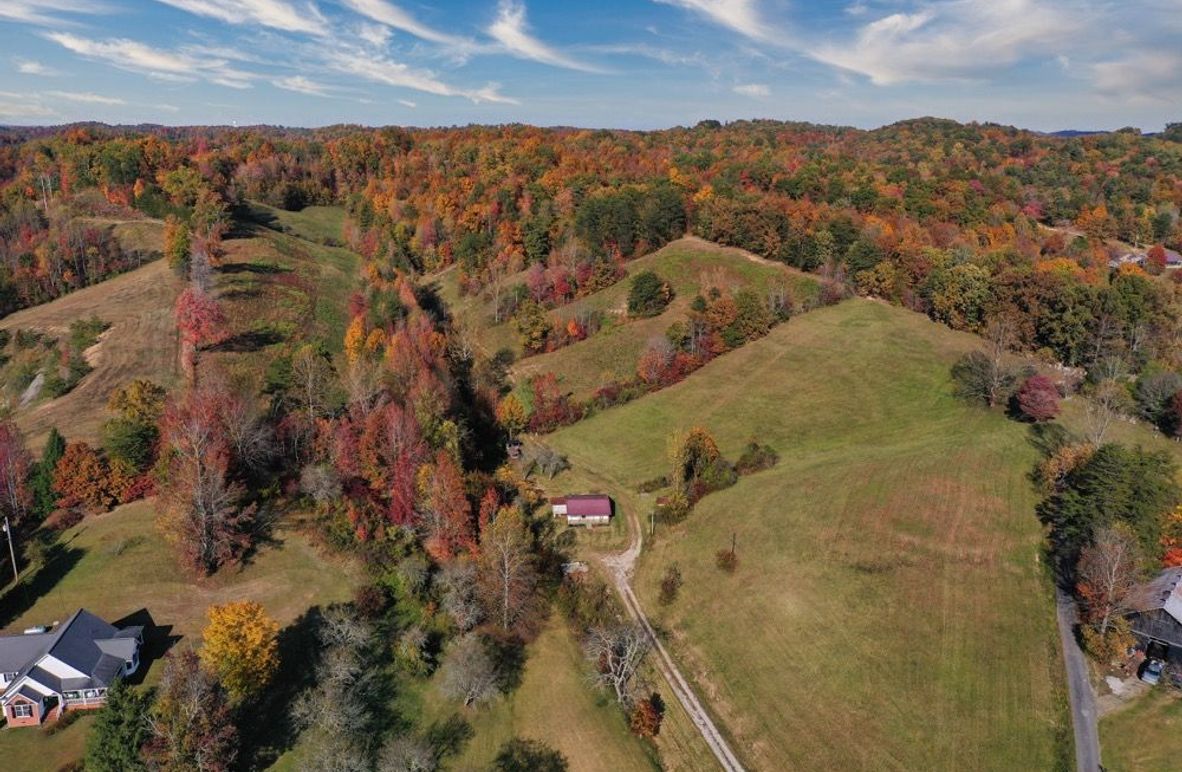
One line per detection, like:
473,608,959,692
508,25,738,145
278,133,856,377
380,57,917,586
0,259,183,449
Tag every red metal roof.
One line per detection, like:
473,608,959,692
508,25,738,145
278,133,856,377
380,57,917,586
563,494,612,517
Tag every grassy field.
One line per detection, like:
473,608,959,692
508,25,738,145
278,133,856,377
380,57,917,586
208,208,360,387
0,258,183,450
244,201,349,246
0,499,357,768
543,299,1069,770
1100,688,1182,771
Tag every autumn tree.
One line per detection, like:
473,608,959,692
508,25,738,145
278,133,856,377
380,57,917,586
627,271,673,317
144,650,238,772
478,507,538,633
1077,525,1142,638
53,441,118,513
157,387,258,575
1015,375,1061,421
422,450,475,561
200,601,279,703
495,393,528,440
163,215,191,274
104,379,167,471
512,299,550,353
630,692,665,738
175,286,226,379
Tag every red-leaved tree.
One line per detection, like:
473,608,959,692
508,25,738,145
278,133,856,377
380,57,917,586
1016,375,1061,421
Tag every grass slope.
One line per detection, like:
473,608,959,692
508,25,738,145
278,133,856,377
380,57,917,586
545,299,1069,770
209,208,360,387
432,237,818,385
0,257,182,450
0,500,356,768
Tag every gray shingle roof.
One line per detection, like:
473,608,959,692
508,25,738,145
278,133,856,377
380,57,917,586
0,609,141,701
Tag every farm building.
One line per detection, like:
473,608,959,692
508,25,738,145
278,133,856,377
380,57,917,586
0,609,143,727
551,494,613,526
1126,567,1182,664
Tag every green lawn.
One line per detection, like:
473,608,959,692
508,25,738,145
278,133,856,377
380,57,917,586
0,500,358,768
544,299,1070,770
245,201,349,246
1100,688,1182,771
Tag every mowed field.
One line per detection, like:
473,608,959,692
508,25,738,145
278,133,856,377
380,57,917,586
544,299,1069,770
0,254,182,450
1100,689,1182,771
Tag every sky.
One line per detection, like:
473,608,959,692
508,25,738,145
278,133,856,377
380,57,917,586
0,0,1179,131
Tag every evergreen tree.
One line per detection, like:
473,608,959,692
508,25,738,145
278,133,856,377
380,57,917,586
28,427,66,520
85,680,152,772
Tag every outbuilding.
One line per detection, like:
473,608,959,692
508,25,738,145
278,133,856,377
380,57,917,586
551,494,613,526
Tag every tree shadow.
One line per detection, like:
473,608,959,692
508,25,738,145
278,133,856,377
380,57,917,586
424,713,474,762
205,329,286,353
217,262,293,276
0,540,85,630
111,608,179,686
237,606,326,769
486,635,528,695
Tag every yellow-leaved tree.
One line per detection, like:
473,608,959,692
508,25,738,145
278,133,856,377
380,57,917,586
200,601,279,702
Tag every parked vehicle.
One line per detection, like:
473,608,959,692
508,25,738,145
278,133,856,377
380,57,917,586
1140,658,1165,685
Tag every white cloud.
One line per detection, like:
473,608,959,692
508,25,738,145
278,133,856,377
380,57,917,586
273,75,330,96
326,49,518,104
488,0,602,72
46,31,257,88
809,0,1081,85
15,59,58,75
655,0,774,43
733,82,769,97
0,0,108,26
397,98,416,108
1093,52,1182,102
45,89,124,104
358,22,391,48
151,0,327,36
588,43,705,68
339,0,465,46
0,99,57,119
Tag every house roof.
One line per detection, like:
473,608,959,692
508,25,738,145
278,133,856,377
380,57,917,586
1128,567,1182,625
562,494,612,517
0,609,141,702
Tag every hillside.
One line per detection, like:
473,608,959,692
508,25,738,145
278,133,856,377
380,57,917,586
543,299,1069,770
511,237,821,399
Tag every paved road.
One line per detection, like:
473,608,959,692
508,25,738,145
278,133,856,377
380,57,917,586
601,505,746,772
1056,589,1102,772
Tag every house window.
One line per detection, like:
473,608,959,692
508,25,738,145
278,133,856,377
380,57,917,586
64,691,81,701
0,672,16,683
83,689,100,699
12,703,33,719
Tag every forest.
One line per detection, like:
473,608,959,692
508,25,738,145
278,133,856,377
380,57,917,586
0,117,1181,768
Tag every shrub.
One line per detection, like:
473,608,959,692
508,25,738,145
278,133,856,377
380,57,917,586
715,549,738,573
1081,617,1135,665
636,475,669,493
45,507,84,531
658,564,682,605
735,442,778,474
653,491,690,525
630,692,665,737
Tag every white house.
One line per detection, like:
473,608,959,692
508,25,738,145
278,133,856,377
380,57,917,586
1,609,142,727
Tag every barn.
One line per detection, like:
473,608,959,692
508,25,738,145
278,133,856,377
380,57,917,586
1126,566,1182,664
551,494,613,526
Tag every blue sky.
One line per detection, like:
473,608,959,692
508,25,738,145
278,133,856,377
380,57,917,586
0,0,1179,131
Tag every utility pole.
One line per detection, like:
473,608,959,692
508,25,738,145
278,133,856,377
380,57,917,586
2,516,17,584
731,531,736,559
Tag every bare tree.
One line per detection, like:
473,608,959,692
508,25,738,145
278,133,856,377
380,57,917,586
1077,525,1142,635
378,735,437,772
478,508,538,632
439,559,484,632
585,623,651,706
290,344,337,452
438,633,501,707
1083,379,1133,445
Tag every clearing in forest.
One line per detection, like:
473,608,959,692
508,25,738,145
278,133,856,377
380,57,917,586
544,299,1070,771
